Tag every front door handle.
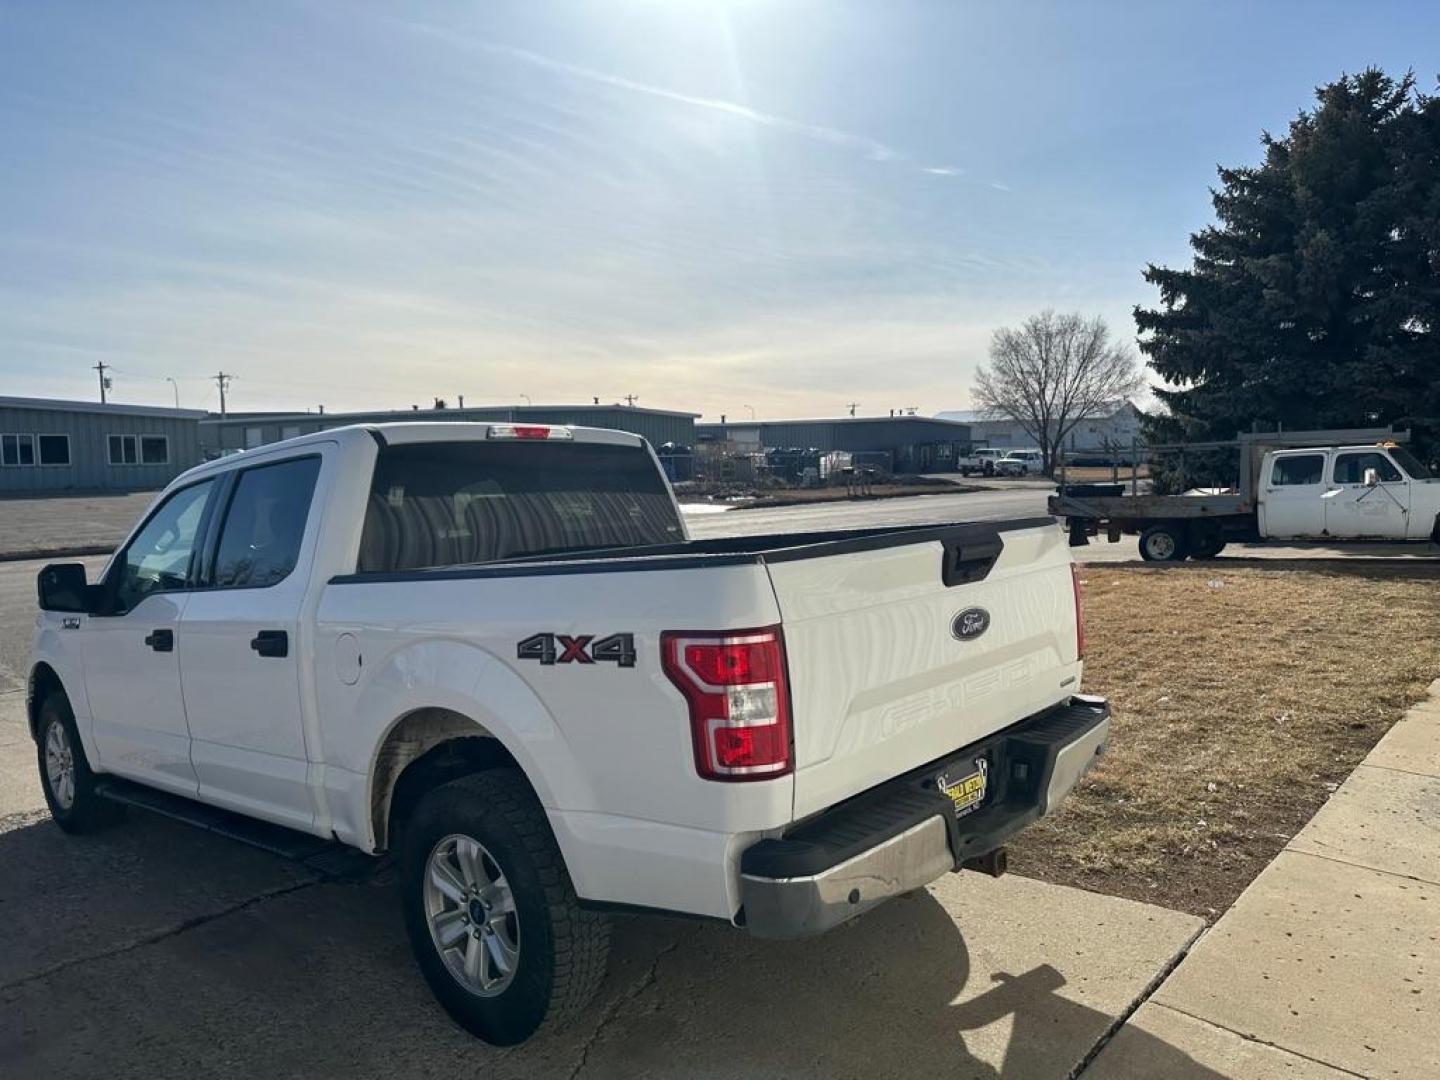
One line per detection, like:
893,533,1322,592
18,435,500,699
144,628,174,652
250,630,288,658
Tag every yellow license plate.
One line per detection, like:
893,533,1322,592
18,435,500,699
937,759,989,818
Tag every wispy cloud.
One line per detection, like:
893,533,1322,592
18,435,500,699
404,24,903,164
923,165,964,176
989,180,1013,192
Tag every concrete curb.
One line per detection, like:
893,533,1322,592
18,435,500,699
0,545,114,564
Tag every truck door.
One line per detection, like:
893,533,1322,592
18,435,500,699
1323,451,1409,538
82,479,217,796
1258,451,1328,538
178,453,324,831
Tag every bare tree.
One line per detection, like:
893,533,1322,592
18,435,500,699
971,310,1145,473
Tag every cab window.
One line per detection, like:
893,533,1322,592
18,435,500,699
113,480,216,612
1332,452,1402,485
1270,454,1325,486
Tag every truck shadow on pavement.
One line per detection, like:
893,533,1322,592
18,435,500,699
0,813,1223,1079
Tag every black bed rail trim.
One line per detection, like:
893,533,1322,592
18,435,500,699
327,516,1060,585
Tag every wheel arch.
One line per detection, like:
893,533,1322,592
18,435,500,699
368,707,532,852
27,661,65,741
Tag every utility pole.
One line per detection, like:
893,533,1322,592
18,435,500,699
846,402,858,417
623,394,639,407
94,362,111,403
213,372,232,417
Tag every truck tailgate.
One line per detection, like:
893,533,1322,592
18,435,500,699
765,519,1081,820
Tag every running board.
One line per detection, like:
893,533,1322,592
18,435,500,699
93,777,376,881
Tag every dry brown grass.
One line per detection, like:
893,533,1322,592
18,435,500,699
1010,564,1440,919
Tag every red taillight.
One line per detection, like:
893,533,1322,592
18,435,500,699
661,627,792,781
1071,563,1086,660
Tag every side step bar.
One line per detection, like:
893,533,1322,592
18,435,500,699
94,777,376,881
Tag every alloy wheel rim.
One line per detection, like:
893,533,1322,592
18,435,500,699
423,833,520,997
44,721,76,811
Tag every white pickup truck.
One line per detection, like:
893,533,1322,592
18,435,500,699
1052,433,1440,560
958,447,1007,476
29,421,1106,1044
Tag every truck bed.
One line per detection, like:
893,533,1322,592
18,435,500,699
331,517,1059,582
1049,491,1251,521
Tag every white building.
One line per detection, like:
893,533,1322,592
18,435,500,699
935,400,1143,459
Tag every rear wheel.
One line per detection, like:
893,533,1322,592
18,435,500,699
1189,531,1227,559
1138,523,1188,562
399,769,609,1045
36,691,125,834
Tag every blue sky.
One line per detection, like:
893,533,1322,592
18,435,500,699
1,1,1436,419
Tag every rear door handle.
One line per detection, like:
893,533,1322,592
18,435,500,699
144,628,174,652
250,630,289,658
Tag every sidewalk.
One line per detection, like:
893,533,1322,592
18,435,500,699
1083,680,1440,1079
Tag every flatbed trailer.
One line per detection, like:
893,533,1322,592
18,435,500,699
1050,427,1412,560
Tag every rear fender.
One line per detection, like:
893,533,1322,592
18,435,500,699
348,638,595,844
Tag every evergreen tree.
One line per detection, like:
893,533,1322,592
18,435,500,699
1137,69,1439,458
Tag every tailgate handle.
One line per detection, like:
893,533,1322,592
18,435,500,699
941,536,1003,586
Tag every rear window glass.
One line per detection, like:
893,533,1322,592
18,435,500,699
1271,454,1324,486
357,441,682,573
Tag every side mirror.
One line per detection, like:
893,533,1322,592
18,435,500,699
1363,467,1380,487
37,563,93,613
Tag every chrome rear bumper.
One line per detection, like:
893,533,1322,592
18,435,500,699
740,696,1109,939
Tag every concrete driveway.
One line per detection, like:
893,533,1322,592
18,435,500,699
0,768,1204,1079
0,551,1215,1078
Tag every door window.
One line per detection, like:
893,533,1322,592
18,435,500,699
1271,454,1325,486
1332,452,1402,485
212,457,321,588
113,481,216,612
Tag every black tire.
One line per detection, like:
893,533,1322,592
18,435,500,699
399,769,610,1045
1138,523,1189,562
35,691,125,834
1189,534,1227,559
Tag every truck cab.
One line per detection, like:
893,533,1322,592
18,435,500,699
1259,444,1439,540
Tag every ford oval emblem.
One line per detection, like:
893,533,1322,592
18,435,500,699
952,608,990,641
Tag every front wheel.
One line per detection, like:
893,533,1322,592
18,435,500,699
36,691,125,834
1138,523,1189,562
400,770,610,1045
